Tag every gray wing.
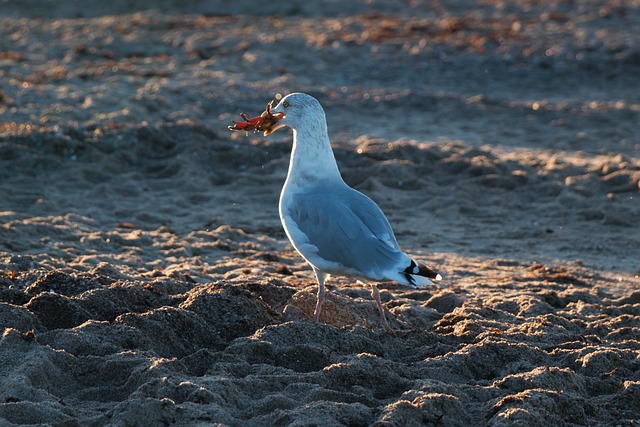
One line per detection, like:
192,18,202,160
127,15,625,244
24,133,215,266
285,187,403,278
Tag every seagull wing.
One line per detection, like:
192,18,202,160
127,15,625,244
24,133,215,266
281,186,403,280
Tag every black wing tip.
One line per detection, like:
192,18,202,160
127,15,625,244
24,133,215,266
418,264,441,280
404,259,442,281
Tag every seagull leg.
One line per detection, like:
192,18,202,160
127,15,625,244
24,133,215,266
371,284,391,330
313,269,327,322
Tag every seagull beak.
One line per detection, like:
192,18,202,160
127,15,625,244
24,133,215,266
263,120,285,135
263,100,286,135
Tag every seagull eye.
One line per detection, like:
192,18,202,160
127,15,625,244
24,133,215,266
283,101,289,108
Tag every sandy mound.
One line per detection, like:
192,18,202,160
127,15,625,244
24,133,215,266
1,0,639,425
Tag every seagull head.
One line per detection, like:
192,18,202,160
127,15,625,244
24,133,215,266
264,93,326,135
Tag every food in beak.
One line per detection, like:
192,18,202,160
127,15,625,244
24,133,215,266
228,99,285,136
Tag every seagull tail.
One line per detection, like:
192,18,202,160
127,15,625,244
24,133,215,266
402,259,443,287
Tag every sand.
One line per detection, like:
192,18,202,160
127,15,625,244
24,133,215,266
0,0,639,425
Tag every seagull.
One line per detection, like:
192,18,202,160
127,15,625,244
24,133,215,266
265,93,442,328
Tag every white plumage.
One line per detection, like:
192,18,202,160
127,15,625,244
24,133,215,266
269,93,442,328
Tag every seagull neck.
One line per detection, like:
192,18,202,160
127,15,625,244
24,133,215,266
287,127,342,184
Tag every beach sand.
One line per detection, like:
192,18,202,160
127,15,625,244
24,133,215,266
1,0,639,425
